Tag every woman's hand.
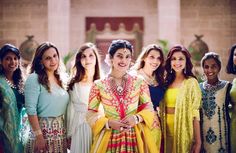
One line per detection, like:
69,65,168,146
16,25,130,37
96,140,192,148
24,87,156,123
121,115,136,127
152,115,160,128
191,141,201,153
108,119,130,132
35,135,47,153
67,137,71,150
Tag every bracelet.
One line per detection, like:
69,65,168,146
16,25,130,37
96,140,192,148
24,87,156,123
33,129,42,136
136,114,143,123
133,115,139,124
105,121,111,130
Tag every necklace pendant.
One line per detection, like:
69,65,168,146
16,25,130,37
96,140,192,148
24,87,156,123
117,85,123,93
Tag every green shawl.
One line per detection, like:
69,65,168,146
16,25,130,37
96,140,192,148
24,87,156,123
0,75,23,153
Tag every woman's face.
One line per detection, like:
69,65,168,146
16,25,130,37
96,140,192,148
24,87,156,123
171,51,186,73
80,48,96,70
41,47,59,72
143,50,161,72
111,48,132,73
203,58,220,82
233,49,236,65
1,51,19,75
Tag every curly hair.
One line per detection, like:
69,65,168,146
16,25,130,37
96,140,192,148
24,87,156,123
68,42,101,90
30,42,66,92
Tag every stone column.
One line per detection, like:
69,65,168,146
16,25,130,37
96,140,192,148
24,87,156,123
157,0,181,45
48,0,70,56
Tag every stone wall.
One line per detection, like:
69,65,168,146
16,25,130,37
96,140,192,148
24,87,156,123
70,0,159,50
0,0,48,47
181,0,236,80
0,0,235,80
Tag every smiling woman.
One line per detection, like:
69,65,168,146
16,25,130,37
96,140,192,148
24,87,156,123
160,45,202,153
86,39,158,153
130,44,165,152
0,44,25,153
199,52,231,152
67,42,101,153
24,42,69,153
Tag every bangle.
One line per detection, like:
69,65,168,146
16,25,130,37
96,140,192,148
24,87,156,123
136,114,143,123
133,115,139,124
33,129,42,136
105,121,110,130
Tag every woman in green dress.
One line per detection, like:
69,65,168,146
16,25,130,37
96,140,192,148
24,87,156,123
226,44,236,153
0,44,25,153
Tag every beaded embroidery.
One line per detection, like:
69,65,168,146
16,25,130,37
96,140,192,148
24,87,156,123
5,77,24,94
109,74,127,96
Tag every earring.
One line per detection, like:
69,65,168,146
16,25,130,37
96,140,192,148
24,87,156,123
40,63,44,70
234,65,236,71
201,74,206,81
184,67,187,74
170,68,173,73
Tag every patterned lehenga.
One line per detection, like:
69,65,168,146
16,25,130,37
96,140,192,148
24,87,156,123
87,74,159,153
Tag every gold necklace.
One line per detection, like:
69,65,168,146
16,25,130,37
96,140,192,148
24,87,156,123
140,69,156,86
109,73,127,95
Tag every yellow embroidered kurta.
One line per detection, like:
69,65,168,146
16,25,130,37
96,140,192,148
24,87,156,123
87,74,159,153
160,77,201,153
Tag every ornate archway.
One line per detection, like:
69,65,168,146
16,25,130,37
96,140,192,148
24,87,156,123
86,17,143,73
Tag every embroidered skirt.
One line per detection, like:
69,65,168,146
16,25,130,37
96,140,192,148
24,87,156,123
25,115,67,153
106,128,138,153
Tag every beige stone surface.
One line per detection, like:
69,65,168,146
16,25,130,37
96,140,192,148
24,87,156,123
0,0,235,80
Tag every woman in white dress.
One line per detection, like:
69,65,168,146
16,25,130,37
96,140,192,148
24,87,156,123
67,42,101,153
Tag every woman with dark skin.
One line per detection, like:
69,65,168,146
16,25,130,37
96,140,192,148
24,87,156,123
200,52,231,152
0,44,25,153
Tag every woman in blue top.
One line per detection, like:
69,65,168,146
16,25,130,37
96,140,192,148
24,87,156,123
131,44,165,152
24,42,69,153
0,44,25,153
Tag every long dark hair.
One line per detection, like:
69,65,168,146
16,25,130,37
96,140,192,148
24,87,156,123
165,45,196,87
30,42,66,92
68,42,101,90
226,44,236,74
0,44,24,93
135,44,165,86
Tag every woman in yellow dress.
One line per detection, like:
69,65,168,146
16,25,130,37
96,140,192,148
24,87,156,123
226,44,236,153
160,45,201,153
87,39,158,153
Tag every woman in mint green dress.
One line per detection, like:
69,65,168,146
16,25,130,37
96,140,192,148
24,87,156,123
0,44,25,153
226,44,236,153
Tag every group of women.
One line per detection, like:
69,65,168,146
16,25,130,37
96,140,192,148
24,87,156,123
0,39,235,153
